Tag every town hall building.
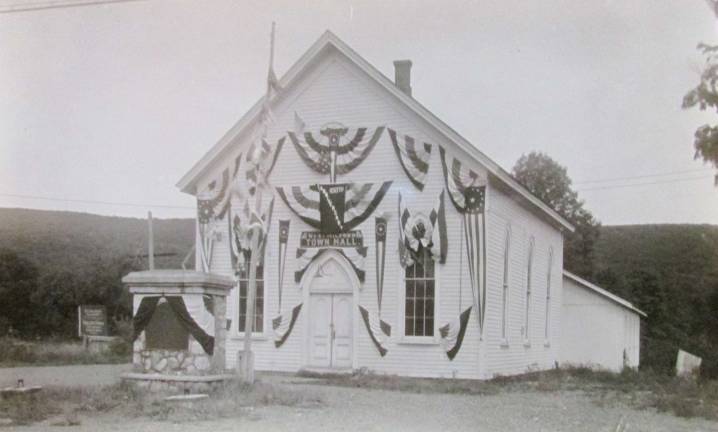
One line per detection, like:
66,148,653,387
173,31,643,379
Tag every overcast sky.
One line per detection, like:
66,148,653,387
1,0,717,225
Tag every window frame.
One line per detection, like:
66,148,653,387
523,236,534,347
500,225,511,346
236,262,265,336
544,246,554,346
399,248,439,344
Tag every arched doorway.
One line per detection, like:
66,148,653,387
301,250,358,370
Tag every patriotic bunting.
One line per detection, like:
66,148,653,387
277,220,290,312
272,303,302,348
397,191,448,267
294,247,367,283
197,154,242,272
358,305,391,357
276,182,392,233
288,125,384,182
375,217,387,314
439,146,485,213
439,146,488,333
439,306,472,360
272,219,297,348
388,128,432,191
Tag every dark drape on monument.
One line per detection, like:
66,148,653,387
165,296,215,355
132,296,161,341
131,296,215,355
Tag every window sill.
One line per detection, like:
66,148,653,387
523,340,531,348
232,333,268,341
499,339,509,348
543,340,551,348
397,336,439,346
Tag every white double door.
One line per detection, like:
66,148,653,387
309,293,353,369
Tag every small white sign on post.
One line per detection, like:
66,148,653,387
676,349,702,378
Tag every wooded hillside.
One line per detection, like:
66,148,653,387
0,208,716,376
0,208,194,336
594,224,718,377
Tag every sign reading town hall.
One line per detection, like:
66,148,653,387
300,230,363,248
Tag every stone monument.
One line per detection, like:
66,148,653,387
121,270,235,393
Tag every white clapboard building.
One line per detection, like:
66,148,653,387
561,271,645,372
176,31,641,379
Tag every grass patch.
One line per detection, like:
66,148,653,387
0,337,130,367
298,366,718,421
0,379,323,426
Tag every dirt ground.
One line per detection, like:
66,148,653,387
1,365,717,431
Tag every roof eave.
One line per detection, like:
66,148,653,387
176,30,574,232
563,270,647,317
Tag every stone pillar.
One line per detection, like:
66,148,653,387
212,294,227,371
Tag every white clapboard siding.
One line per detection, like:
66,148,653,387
192,46,566,379
561,274,643,371
482,184,564,377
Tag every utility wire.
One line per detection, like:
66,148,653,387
1,171,714,209
0,192,194,210
0,0,145,14
575,175,714,192
573,168,713,185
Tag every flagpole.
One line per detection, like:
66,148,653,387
241,22,276,384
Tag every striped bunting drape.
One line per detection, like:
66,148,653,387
439,146,484,213
294,247,367,283
397,191,448,266
272,303,302,348
358,305,391,357
276,182,392,232
439,146,488,334
439,306,472,360
388,128,432,190
287,127,384,176
274,184,320,228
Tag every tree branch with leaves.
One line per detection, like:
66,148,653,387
682,3,718,185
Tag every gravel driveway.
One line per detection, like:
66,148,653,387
1,365,716,431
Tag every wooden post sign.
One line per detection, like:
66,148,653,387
78,305,108,337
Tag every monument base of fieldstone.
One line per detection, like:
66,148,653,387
120,372,236,393
121,270,235,393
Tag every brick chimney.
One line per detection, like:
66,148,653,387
393,60,412,97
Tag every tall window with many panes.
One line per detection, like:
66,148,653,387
238,263,264,333
404,250,435,337
524,237,534,343
501,226,511,342
544,247,553,341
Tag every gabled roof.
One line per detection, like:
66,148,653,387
563,271,647,317
176,30,574,232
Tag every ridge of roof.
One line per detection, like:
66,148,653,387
563,270,647,317
176,30,574,232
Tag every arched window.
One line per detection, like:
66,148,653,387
404,250,435,337
524,236,534,344
501,226,511,342
545,247,554,342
